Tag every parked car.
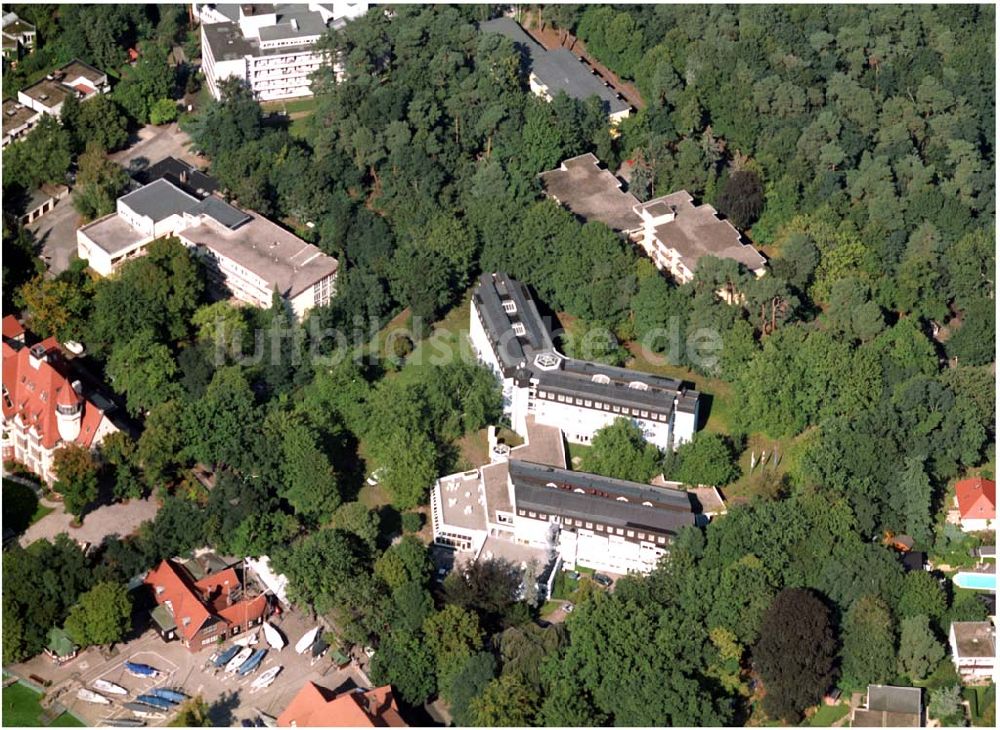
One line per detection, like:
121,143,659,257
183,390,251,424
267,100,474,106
566,571,581,581
593,573,613,588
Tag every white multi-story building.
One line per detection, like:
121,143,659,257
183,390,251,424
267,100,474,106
429,418,700,576
195,3,367,101
541,154,768,284
470,272,700,451
949,621,996,681
2,317,119,484
76,178,338,319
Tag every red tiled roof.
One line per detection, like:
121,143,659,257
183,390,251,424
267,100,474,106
144,560,268,643
2,314,24,340
956,478,996,521
1,333,109,451
72,82,94,94
278,684,406,727
145,560,213,642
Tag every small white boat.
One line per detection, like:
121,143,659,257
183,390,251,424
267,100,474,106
93,679,129,696
77,688,112,705
251,665,282,689
295,627,320,654
234,632,258,647
262,622,286,651
225,646,253,674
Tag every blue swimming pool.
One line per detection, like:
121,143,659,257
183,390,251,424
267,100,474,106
953,571,997,592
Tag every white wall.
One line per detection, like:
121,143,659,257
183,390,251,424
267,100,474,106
530,396,673,450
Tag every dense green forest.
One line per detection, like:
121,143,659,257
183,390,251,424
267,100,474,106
2,4,995,726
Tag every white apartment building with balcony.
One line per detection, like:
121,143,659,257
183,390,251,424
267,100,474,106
195,3,367,101
76,178,338,319
470,273,700,452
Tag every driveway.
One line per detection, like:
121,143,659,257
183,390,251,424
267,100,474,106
109,123,207,177
28,192,81,277
19,496,159,548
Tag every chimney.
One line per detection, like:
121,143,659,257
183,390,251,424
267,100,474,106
27,343,48,370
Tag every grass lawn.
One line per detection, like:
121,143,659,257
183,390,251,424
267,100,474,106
540,599,562,618
963,683,995,726
262,96,318,117
803,702,850,727
625,343,735,434
566,442,592,468
2,683,84,728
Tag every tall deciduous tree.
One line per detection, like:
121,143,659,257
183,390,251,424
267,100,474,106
64,582,132,647
897,614,944,682
753,588,837,721
52,445,99,520
839,595,896,688
580,418,662,483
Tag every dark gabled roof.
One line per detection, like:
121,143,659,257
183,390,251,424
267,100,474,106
511,460,696,535
472,272,700,418
479,18,629,115
135,156,219,197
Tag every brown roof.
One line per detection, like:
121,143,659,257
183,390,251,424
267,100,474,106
951,621,996,659
19,78,70,109
510,416,566,468
539,153,643,232
278,683,406,727
852,708,921,727
646,194,767,272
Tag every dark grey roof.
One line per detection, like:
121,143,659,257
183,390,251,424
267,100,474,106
259,5,327,41
480,18,630,115
194,196,250,229
867,686,922,716
119,179,201,221
135,156,220,198
473,272,699,418
511,460,696,535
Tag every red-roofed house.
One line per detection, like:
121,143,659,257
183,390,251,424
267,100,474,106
278,682,406,727
145,559,270,652
955,477,996,532
2,315,118,483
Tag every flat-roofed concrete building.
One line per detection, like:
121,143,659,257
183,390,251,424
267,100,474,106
949,621,996,681
77,178,338,318
470,272,699,451
480,17,631,124
16,59,108,117
196,3,367,101
2,99,41,147
541,153,767,284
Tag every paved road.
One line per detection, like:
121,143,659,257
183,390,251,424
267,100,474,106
28,192,81,277
19,495,159,548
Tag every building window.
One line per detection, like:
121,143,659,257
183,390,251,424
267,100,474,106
616,528,624,535
585,521,593,529
657,536,666,544
512,322,526,337
638,532,645,540
528,511,536,518
627,530,635,538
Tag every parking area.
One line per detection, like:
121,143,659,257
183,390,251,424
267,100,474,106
10,607,367,727
109,123,207,177
28,192,80,277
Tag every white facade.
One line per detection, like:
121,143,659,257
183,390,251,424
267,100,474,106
77,181,337,319
468,284,698,451
949,622,997,681
198,3,367,101
960,516,994,533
